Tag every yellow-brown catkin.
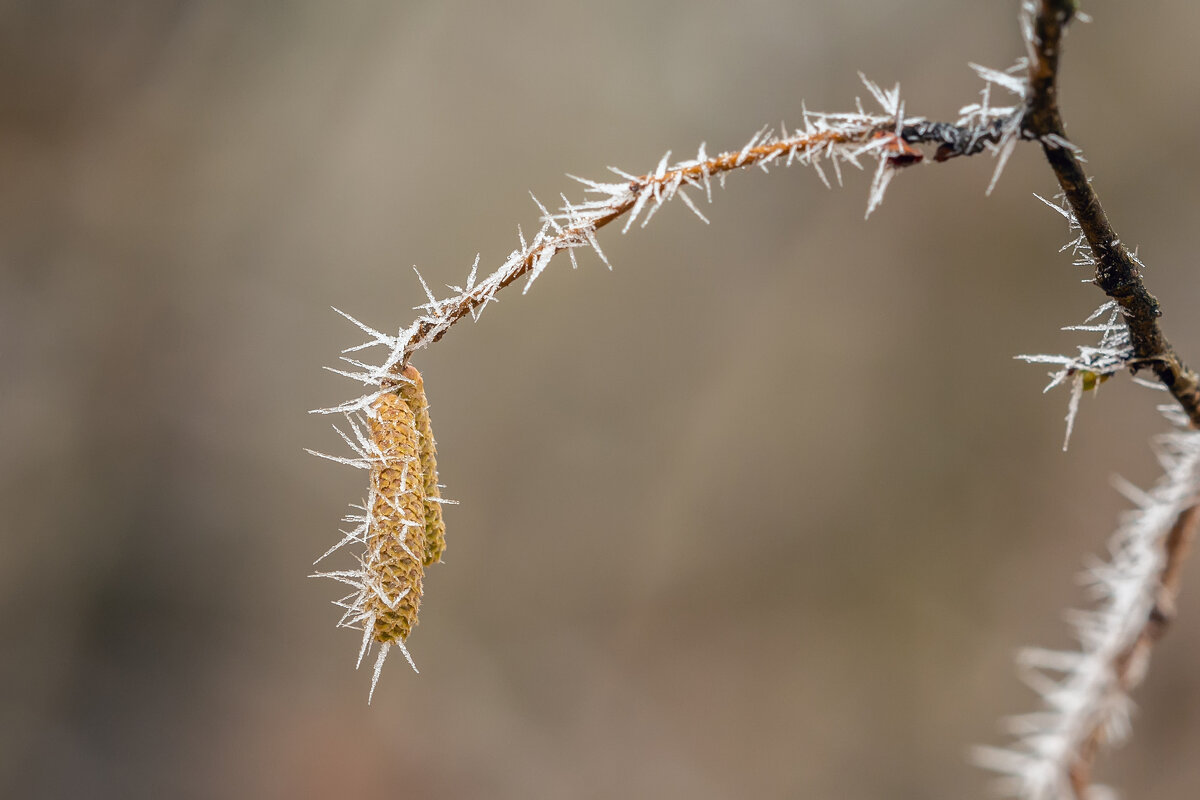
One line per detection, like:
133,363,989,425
398,365,446,566
367,390,427,643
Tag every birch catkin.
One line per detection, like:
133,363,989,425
366,389,427,643
398,365,446,566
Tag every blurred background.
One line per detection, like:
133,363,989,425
4,1,1200,798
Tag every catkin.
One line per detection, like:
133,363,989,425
398,365,446,566
366,389,427,643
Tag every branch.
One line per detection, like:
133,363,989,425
1022,0,1200,427
385,110,1012,370
975,5,1200,798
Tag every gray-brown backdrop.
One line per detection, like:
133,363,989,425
4,2,1200,798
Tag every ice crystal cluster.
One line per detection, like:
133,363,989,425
975,407,1200,799
1018,193,1140,450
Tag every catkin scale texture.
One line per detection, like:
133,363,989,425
366,390,426,643
399,365,446,566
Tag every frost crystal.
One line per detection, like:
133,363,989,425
958,60,1028,194
1017,194,1135,450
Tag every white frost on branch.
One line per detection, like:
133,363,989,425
1019,0,1093,70
960,60,1028,194
975,407,1200,800
1019,301,1132,451
1017,194,1136,450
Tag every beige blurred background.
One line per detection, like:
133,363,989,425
4,2,1200,798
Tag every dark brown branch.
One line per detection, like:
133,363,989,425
1023,0,1200,427
899,118,1010,162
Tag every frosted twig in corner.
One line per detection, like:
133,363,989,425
975,409,1200,799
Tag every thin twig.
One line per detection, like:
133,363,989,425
375,111,1021,378
316,74,1027,419
405,127,867,358
1023,0,1200,426
400,124,994,363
